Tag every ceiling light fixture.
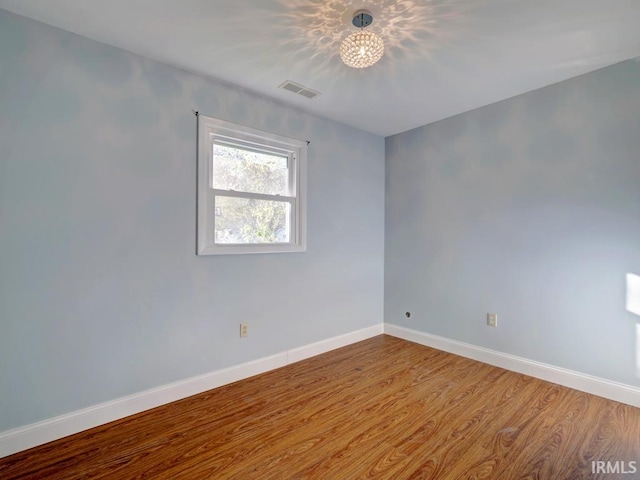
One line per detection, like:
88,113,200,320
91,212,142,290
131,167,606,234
340,10,384,69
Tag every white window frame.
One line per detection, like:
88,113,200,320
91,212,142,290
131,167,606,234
197,114,307,255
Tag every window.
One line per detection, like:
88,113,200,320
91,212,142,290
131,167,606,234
197,114,307,255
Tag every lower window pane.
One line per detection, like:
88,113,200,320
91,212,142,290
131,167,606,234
215,196,290,244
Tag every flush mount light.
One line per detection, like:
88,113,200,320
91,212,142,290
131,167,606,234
340,10,385,69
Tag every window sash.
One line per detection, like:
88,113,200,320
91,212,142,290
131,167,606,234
211,140,296,197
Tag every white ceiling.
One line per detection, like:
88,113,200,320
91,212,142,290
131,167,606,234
1,0,640,137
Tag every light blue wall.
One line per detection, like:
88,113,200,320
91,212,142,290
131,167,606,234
0,10,385,432
386,58,640,386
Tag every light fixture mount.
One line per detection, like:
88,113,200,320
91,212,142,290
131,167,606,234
352,10,373,28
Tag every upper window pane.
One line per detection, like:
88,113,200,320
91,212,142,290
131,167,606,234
212,143,288,195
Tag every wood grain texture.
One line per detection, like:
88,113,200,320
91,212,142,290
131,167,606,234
1,335,639,479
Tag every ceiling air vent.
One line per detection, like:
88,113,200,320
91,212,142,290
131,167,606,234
278,80,321,99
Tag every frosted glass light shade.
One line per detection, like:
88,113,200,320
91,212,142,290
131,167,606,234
340,31,384,68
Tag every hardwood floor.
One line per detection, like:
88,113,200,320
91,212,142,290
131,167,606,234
1,335,639,479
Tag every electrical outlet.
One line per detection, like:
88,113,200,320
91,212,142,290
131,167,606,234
487,313,498,327
240,323,248,337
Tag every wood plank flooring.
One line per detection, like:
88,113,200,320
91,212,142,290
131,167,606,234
1,335,639,479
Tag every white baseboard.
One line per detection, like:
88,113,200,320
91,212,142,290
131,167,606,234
384,323,640,408
287,324,384,364
0,324,384,459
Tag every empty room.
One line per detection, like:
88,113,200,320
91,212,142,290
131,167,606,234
1,1,639,478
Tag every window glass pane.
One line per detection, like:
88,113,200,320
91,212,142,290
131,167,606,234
214,196,290,244
213,143,288,195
